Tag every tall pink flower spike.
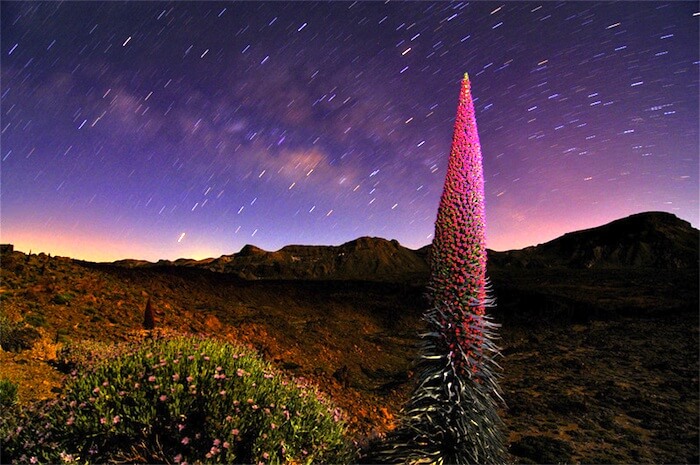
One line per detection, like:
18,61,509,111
430,72,489,377
371,73,505,465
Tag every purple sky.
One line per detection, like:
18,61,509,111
2,2,698,261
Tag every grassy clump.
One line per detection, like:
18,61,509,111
24,312,47,328
51,293,73,306
0,379,19,408
2,337,353,464
0,310,41,352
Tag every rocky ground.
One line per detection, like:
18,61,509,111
1,250,698,463
500,314,698,464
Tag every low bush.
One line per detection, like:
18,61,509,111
0,322,41,352
55,329,70,344
24,312,47,328
2,337,353,464
55,339,123,374
51,293,73,306
0,379,18,407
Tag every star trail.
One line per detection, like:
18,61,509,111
1,2,698,262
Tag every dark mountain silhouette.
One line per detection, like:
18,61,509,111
488,211,699,270
117,236,430,282
109,211,699,319
218,237,430,281
114,211,698,281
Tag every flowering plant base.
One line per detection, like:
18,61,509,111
1,336,352,464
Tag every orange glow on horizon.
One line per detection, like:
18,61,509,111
1,226,220,263
3,205,692,261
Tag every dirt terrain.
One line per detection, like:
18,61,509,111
1,247,697,463
1,212,698,463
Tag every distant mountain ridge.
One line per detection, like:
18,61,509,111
113,211,698,280
488,211,698,270
116,236,430,282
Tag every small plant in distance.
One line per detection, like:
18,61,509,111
377,74,506,464
2,337,353,464
143,297,155,330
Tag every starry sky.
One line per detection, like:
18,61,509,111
1,1,698,262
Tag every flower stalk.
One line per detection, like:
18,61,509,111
377,73,506,464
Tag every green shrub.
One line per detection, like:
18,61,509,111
24,312,47,328
52,293,73,305
55,340,120,374
0,379,20,463
3,337,353,464
0,379,18,407
55,329,70,344
81,307,104,323
0,322,41,352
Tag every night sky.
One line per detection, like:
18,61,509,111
2,2,698,262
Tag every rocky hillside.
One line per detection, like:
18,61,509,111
116,236,430,282
113,212,698,282
106,212,700,320
488,211,698,270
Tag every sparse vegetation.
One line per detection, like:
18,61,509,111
55,328,71,344
55,339,121,374
52,293,74,306
2,337,353,464
0,311,41,352
24,312,47,328
0,238,697,463
0,378,19,407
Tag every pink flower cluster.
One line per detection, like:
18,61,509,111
431,73,488,375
